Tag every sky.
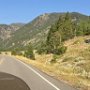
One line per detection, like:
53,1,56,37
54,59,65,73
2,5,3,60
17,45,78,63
0,0,90,24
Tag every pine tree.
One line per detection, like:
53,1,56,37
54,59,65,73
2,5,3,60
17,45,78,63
24,43,35,60
61,12,74,41
46,13,70,54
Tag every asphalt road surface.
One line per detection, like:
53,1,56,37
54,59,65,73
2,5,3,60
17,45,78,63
0,55,77,90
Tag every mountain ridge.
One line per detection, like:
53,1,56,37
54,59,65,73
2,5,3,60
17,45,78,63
0,12,89,50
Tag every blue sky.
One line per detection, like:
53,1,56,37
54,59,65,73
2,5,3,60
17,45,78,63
0,0,90,24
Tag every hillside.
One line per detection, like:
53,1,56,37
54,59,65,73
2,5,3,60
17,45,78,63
16,35,90,90
0,12,90,90
2,13,61,50
0,23,24,40
1,12,88,50
0,23,24,50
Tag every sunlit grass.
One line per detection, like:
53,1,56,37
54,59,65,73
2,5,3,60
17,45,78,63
13,36,90,90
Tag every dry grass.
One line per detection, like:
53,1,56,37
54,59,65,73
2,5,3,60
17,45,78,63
14,36,90,90
15,55,90,90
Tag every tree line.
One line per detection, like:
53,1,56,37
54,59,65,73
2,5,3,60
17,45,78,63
37,12,90,55
10,12,90,60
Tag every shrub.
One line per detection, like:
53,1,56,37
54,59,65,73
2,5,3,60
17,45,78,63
24,43,35,60
53,45,67,55
11,50,17,55
37,43,67,55
24,50,35,60
36,42,49,54
50,54,57,63
11,48,23,56
37,46,47,54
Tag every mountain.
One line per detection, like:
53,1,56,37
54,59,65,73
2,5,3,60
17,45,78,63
0,23,24,50
0,12,89,50
10,23,25,30
0,23,24,41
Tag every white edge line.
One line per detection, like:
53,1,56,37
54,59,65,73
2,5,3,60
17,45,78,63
16,59,60,90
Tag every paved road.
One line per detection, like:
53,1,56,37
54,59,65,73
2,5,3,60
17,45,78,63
0,55,77,90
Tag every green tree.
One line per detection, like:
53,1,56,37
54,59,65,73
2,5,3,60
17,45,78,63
24,43,35,60
46,13,73,54
46,15,64,53
61,12,74,41
76,21,84,36
37,42,48,54
11,49,17,55
84,16,90,35
77,16,90,36
11,48,23,55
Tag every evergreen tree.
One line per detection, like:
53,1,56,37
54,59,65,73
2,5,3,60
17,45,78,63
38,12,90,55
46,13,71,54
37,42,48,54
76,21,84,36
24,43,35,60
84,16,90,35
61,12,74,41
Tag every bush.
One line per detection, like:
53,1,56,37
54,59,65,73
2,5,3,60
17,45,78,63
37,43,67,55
11,50,17,55
36,42,49,54
24,43,35,60
50,54,57,63
17,52,23,56
53,45,67,55
37,46,47,54
11,48,23,56
24,50,35,60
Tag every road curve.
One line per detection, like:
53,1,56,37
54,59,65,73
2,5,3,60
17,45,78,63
0,55,77,90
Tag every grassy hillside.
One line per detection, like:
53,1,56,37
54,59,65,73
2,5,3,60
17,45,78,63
1,12,89,90
2,12,88,50
16,35,90,90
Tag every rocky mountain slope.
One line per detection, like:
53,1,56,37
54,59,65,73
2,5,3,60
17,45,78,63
0,23,24,41
0,12,89,50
